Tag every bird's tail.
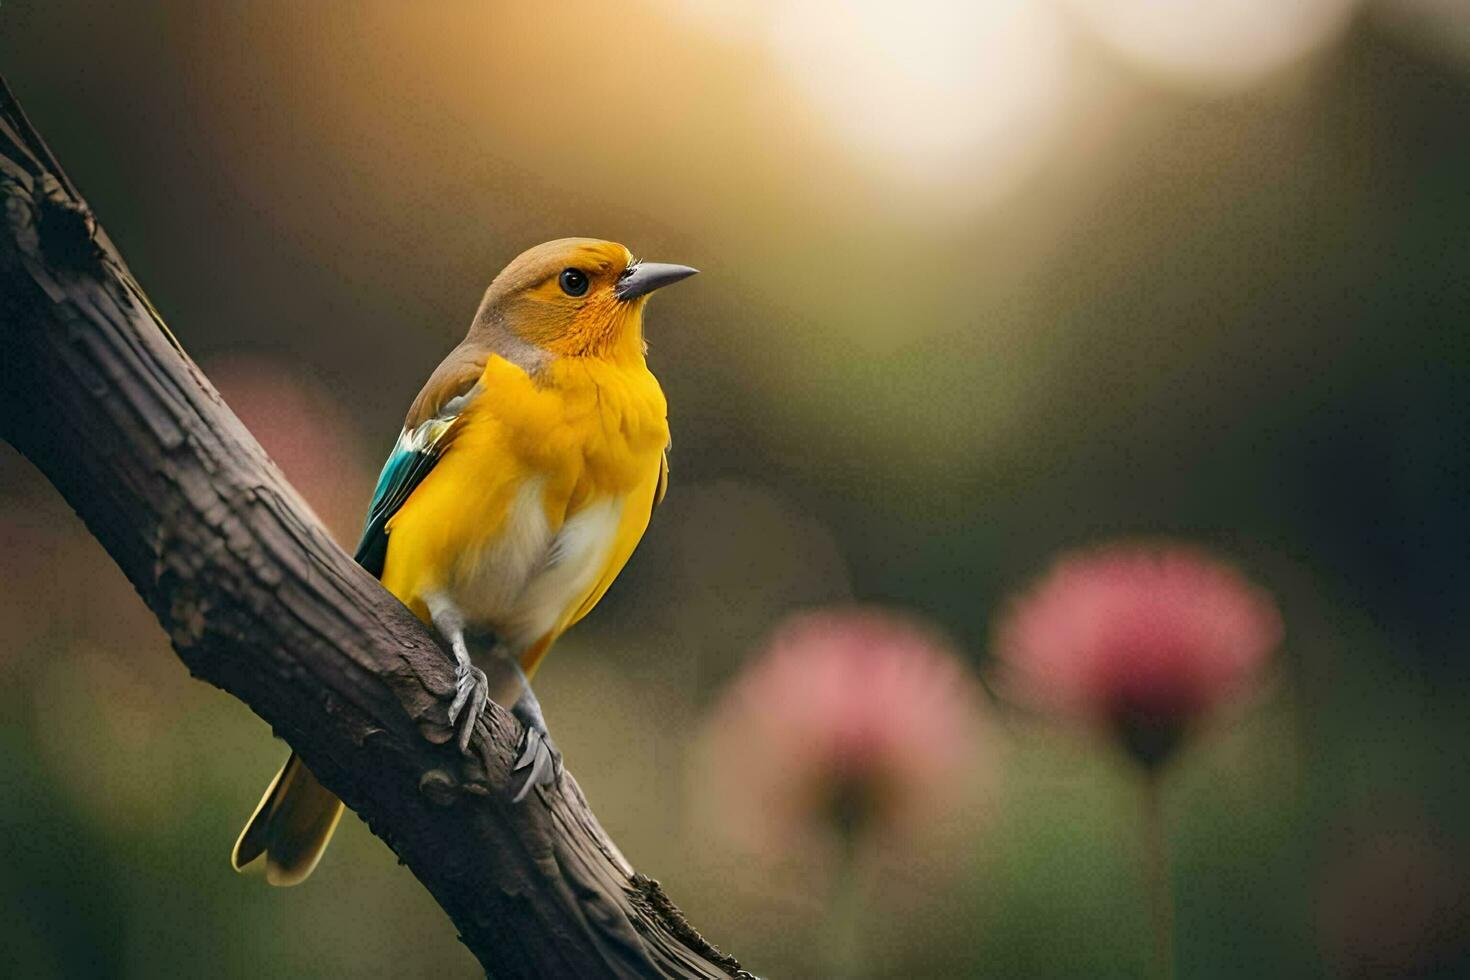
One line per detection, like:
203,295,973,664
231,753,344,887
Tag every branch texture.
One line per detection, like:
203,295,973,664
0,76,745,980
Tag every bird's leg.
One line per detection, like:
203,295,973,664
425,593,488,754
492,647,562,803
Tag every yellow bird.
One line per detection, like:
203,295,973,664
231,238,696,885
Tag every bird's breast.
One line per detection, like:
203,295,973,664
524,357,669,490
423,356,666,648
452,481,627,651
451,474,555,628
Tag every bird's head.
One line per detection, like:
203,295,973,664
474,238,696,364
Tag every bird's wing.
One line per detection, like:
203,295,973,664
353,348,486,578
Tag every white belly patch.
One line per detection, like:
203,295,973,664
453,479,623,652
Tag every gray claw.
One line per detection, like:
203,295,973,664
448,663,488,754
511,727,562,803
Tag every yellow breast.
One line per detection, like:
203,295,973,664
378,354,668,661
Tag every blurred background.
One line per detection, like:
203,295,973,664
1,1,1467,976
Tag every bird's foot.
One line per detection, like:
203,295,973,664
510,702,563,803
447,661,489,754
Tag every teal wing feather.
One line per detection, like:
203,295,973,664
352,346,487,578
353,437,437,577
352,404,473,578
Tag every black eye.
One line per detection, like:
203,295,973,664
559,268,589,297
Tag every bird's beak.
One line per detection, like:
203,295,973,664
615,262,699,301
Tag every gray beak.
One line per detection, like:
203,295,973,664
615,262,699,301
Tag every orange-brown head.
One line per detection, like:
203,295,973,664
473,238,696,364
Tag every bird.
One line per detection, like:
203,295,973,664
230,238,696,886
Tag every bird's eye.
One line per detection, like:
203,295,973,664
559,268,589,297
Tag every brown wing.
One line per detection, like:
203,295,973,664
354,340,489,577
404,339,490,431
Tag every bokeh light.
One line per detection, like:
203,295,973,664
766,0,1074,206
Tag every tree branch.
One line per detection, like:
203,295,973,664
0,75,747,980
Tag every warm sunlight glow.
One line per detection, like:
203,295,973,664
658,0,1074,211
768,0,1073,203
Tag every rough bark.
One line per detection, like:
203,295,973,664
0,76,747,980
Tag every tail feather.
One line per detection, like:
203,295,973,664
232,753,344,887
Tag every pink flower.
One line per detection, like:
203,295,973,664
992,543,1282,766
702,607,985,852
